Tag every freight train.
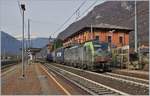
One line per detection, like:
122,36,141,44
47,40,112,72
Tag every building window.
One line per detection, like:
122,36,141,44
119,36,123,44
108,36,111,43
95,36,99,40
84,36,86,41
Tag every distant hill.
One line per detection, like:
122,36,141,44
58,1,149,47
1,31,52,57
1,31,21,56
23,37,52,48
30,38,49,48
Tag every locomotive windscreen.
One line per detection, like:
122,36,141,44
93,42,108,51
93,41,110,57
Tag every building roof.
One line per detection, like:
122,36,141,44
64,23,133,41
85,23,133,31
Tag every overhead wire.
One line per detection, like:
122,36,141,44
17,0,23,16
51,0,101,38
79,0,99,19
18,0,100,39
51,0,88,37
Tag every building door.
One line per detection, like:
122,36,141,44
119,36,123,46
95,36,99,41
108,36,112,43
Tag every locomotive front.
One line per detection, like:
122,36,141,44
92,41,112,71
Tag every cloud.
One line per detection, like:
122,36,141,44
14,31,38,40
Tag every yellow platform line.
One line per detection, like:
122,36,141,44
40,64,71,95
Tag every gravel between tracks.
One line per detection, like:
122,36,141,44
44,63,127,95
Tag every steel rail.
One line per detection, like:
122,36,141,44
53,63,149,88
43,64,97,95
105,72,149,83
44,63,129,95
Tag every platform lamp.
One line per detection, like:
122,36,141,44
108,30,115,67
108,29,115,50
20,3,26,78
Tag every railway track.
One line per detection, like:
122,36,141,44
1,63,17,70
91,72,149,88
1,60,20,73
1,64,18,77
47,63,149,95
105,72,149,85
1,62,21,74
42,64,96,95
43,63,129,95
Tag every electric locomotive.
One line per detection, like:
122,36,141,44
64,40,112,71
51,40,112,72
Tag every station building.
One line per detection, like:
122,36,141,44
63,24,132,48
63,24,133,68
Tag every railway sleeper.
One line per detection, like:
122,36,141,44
88,86,115,95
98,91,115,95
72,77,117,95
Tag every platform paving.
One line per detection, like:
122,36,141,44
1,63,66,95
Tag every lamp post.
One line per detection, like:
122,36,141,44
21,4,25,77
28,19,30,65
134,0,137,53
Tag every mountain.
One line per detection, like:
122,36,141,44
1,31,21,56
57,1,149,47
29,38,50,48
1,31,51,58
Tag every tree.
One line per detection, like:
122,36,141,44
53,39,63,50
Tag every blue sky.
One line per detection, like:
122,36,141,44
0,0,105,39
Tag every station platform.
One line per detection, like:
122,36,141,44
1,63,88,95
1,63,89,95
2,64,42,95
112,69,149,80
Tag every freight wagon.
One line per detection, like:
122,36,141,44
53,47,64,64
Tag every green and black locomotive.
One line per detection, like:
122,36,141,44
50,40,112,72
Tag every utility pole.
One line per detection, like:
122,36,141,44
28,19,31,64
28,19,31,48
4,37,6,61
90,18,93,66
138,42,142,69
90,24,93,40
134,1,142,69
21,4,26,77
134,0,138,52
